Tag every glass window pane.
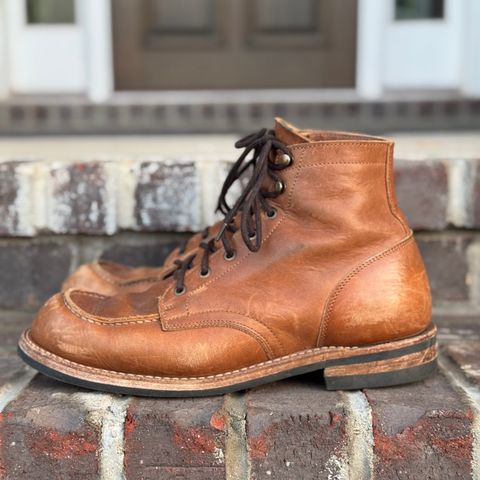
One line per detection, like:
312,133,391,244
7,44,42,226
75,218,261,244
150,0,214,33
395,0,444,20
26,0,75,24
256,0,316,32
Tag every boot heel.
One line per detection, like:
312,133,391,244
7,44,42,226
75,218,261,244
323,338,437,390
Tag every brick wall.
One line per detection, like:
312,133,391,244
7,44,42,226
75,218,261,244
1,139,480,479
0,149,479,314
1,311,479,479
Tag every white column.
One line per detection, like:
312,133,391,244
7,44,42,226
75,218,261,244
356,0,390,99
0,0,10,99
83,0,114,103
462,0,480,97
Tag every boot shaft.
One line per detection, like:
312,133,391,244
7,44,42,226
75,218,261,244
158,120,431,352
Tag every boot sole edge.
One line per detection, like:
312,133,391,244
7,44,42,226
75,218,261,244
17,325,437,397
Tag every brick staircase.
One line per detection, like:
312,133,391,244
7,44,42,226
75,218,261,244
0,133,480,479
1,312,479,479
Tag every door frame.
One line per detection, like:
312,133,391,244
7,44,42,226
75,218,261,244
356,0,480,98
0,0,112,101
0,0,479,101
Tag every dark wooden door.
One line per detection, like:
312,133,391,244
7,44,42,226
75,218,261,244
112,0,357,89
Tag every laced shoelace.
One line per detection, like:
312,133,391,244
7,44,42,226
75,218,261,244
176,138,258,256
171,128,291,295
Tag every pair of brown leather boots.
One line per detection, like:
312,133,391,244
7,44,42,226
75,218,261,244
18,118,437,397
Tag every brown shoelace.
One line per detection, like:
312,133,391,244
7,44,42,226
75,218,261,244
171,128,291,295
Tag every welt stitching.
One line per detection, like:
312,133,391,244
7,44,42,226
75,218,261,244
23,325,435,382
318,234,414,345
23,334,357,381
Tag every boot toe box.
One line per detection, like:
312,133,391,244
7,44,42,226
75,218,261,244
29,292,103,366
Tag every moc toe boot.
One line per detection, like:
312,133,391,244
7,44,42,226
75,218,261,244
60,228,216,295
19,119,436,396
60,120,314,296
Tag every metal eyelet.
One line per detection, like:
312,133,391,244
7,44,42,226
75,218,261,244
267,208,277,219
199,268,211,278
224,251,236,261
248,232,256,240
276,153,292,167
274,180,285,194
175,286,186,296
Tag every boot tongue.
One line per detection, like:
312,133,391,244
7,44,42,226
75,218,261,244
274,117,311,145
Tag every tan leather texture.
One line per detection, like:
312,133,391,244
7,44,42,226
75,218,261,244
29,118,433,378
60,120,339,296
61,227,219,295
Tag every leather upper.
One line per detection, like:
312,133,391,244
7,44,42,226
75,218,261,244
30,118,432,377
61,227,216,295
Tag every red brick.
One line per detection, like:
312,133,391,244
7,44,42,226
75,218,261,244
394,159,448,230
365,370,473,479
416,234,473,302
0,312,31,354
445,342,480,387
124,396,225,479
246,378,347,479
0,161,35,236
0,376,101,479
134,160,201,232
0,240,73,310
434,313,480,341
47,161,115,234
100,236,183,268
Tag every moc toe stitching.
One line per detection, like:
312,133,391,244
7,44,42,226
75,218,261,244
64,289,159,325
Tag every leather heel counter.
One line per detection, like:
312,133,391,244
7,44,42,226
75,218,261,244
320,236,432,347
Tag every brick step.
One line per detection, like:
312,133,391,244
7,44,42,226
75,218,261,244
0,133,479,312
0,133,479,236
1,95,480,135
0,230,479,314
1,312,479,479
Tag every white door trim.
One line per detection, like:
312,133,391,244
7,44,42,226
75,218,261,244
356,0,389,99
0,0,10,99
1,0,113,101
356,0,480,98
462,0,480,96
5,0,87,94
83,0,113,103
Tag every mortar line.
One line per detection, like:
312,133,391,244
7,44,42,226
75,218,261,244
224,392,250,480
467,242,480,308
446,158,472,228
0,366,36,412
54,391,131,480
438,352,480,480
99,395,130,480
341,391,374,480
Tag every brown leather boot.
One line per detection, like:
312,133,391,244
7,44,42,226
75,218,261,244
60,227,217,295
60,120,314,296
19,119,436,396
